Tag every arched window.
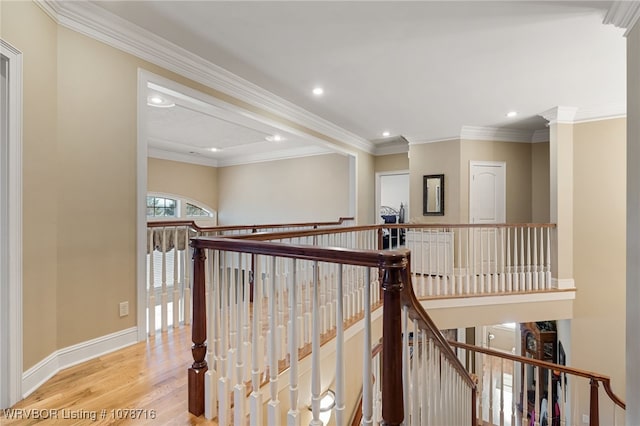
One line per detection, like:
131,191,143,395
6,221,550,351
147,193,216,223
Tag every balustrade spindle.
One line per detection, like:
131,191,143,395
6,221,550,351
526,227,532,290
520,227,526,290
267,256,280,426
506,228,512,292
493,228,499,293
233,254,246,426
250,256,262,426
310,261,322,426
363,268,373,426
546,227,552,288
287,259,299,426
513,228,519,291
534,365,540,426
466,228,471,294
148,230,156,335
184,229,191,325
522,361,528,426
335,266,345,426
533,227,539,290
173,227,180,328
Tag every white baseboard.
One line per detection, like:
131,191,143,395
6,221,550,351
22,327,138,398
551,278,576,289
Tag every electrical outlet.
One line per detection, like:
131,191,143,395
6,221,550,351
119,301,129,317
582,414,589,424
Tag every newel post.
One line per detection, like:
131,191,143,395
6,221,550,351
188,244,208,415
589,379,600,426
381,265,404,426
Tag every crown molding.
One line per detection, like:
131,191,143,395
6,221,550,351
539,106,578,125
404,135,459,145
373,136,409,156
217,146,334,167
34,0,374,155
573,102,626,123
604,1,640,36
531,129,550,143
460,126,533,143
148,148,219,167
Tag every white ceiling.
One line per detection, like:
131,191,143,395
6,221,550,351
89,1,627,163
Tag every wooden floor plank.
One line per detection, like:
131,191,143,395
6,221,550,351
1,327,217,425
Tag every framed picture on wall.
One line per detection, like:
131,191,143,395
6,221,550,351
423,174,444,216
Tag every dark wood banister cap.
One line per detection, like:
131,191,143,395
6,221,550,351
191,236,408,269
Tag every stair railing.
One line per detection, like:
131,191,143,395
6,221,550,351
449,340,625,426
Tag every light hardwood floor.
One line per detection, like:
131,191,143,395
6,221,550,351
1,327,217,425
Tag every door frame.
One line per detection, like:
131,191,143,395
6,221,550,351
375,170,410,223
469,160,506,224
0,39,23,408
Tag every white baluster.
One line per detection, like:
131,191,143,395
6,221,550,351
402,306,410,424
534,365,540,426
184,228,191,325
267,257,280,426
526,227,532,290
546,227,552,289
335,266,345,426
489,351,494,425
250,256,263,426
287,259,300,426
513,228,519,291
506,228,512,292
309,261,322,426
173,227,180,328
362,268,373,425
466,228,471,294
234,254,246,426
218,253,230,426
500,359,505,426
479,227,485,293
520,227,526,291
500,227,506,293
148,229,156,335
522,361,528,426
533,227,539,291
204,249,218,420
161,227,168,332
493,227,499,292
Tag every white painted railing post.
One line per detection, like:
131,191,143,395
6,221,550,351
161,227,168,332
173,227,180,328
362,268,373,426
310,261,322,426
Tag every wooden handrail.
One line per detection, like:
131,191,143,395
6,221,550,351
382,222,557,230
448,340,626,410
147,216,354,231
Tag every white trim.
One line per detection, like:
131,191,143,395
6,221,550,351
405,135,459,145
217,146,334,167
148,147,219,168
460,126,534,143
604,1,640,36
540,106,578,125
531,129,550,143
34,0,374,155
551,278,576,290
375,170,410,225
22,327,138,398
373,137,409,156
421,290,576,310
136,70,148,342
0,39,23,409
469,160,506,224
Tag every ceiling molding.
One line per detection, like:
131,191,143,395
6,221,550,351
460,126,533,143
404,135,459,146
604,1,640,36
217,146,334,167
148,148,219,167
573,102,626,123
531,129,550,143
373,136,409,156
35,0,374,155
539,106,578,125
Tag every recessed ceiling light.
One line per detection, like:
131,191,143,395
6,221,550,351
506,111,518,118
147,94,175,108
382,131,391,137
265,134,285,142
208,147,220,152
312,87,324,96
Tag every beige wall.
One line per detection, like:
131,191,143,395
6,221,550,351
217,154,350,225
571,118,626,398
374,152,409,172
3,2,372,370
1,1,59,369
409,141,461,223
147,158,218,211
531,142,550,223
460,139,533,223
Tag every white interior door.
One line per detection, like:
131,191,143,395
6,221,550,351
470,161,506,275
470,161,506,224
